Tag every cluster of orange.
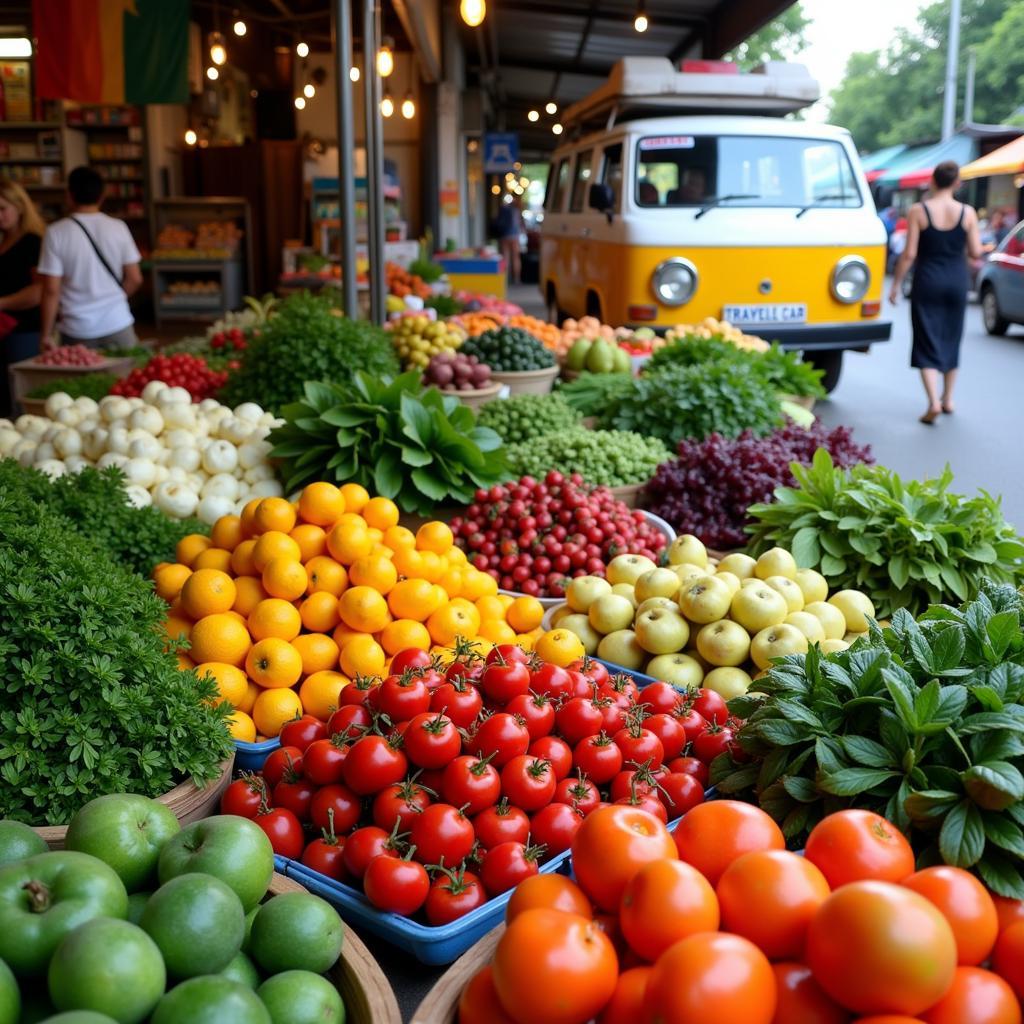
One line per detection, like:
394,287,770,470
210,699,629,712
153,483,547,742
506,314,562,351
448,312,504,338
385,261,432,299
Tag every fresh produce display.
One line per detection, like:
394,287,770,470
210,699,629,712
217,292,400,413
506,429,671,488
462,800,1024,1024
454,291,522,317
450,473,668,597
423,351,493,391
385,260,432,299
477,392,582,446
25,372,119,402
448,311,505,339
644,423,874,548
156,485,527,740
32,344,107,367
557,372,635,417
425,293,463,318
714,583,1024,896
564,338,632,374
0,796,347,1021
166,280,220,297
461,327,556,372
0,385,281,522
388,313,465,370
210,326,250,351
549,533,877,692
666,316,770,350
747,450,1024,616
268,374,510,514
615,326,663,356
506,314,562,351
110,352,230,402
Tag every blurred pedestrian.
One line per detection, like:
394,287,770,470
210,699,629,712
889,160,983,424
496,196,523,285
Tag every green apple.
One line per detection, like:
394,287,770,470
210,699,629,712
634,568,681,604
634,608,690,655
559,613,602,654
828,590,876,633
610,583,638,607
678,575,732,624
750,623,809,670
713,570,741,596
703,666,753,700
785,611,826,644
597,630,645,670
803,600,847,641
670,563,707,588
795,568,829,604
684,648,712,672
667,535,708,568
150,976,270,1024
0,820,47,869
717,552,757,580
730,584,788,633
565,575,612,613
764,575,805,613
636,596,680,618
695,620,751,667
646,653,704,688
606,554,657,586
754,547,798,581
820,638,850,655
589,593,635,634
549,603,572,627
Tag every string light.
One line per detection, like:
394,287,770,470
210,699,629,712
401,92,416,119
552,123,563,135
296,41,309,58
490,184,501,195
460,0,486,26
294,96,306,109
528,110,539,122
381,92,394,117
349,66,360,82
634,1,648,32
206,66,219,81
209,32,227,65
184,129,197,146
376,39,394,77
303,83,315,98
232,19,246,36
545,101,557,115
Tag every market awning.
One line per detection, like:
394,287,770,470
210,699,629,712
960,134,1024,181
889,134,979,190
873,143,940,189
860,144,908,183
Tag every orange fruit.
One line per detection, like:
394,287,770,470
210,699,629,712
232,576,267,617
417,521,454,554
418,551,444,583
176,534,212,568
439,567,464,598
162,612,192,644
384,525,417,551
339,635,386,677
248,598,302,642
475,595,507,623
237,681,260,715
300,591,341,633
252,688,303,737
392,547,424,580
210,514,244,551
462,569,498,601
326,521,373,565
349,553,398,595
195,662,248,708
227,710,257,743
180,568,237,620
387,578,437,622
478,619,517,645
230,539,258,577
447,546,468,566
246,637,303,689
515,633,537,652
362,496,399,531
193,547,233,574
299,482,346,526
339,585,392,633
427,602,481,646
176,652,194,670
306,556,348,597
223,610,248,626
292,633,340,675
332,623,364,651
339,483,370,513
380,619,432,655
153,563,191,604
290,523,327,562
252,531,301,572
299,670,348,720
253,496,296,535
507,596,544,633
239,497,262,536
189,613,252,667
262,558,308,601
535,628,586,668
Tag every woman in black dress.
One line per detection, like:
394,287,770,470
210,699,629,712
889,160,983,423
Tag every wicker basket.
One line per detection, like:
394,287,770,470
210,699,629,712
18,397,47,416
410,927,503,1024
439,381,503,412
32,756,235,850
609,482,643,508
489,365,559,396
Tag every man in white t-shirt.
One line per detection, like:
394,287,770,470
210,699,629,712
38,166,143,349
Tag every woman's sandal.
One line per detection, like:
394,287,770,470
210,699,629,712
920,407,942,425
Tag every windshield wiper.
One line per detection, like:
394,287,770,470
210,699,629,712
796,193,858,218
693,194,761,219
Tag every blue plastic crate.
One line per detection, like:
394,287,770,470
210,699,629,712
234,736,281,772
594,658,660,689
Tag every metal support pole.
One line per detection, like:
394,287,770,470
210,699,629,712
333,0,358,318
363,0,386,324
963,47,976,126
941,0,962,141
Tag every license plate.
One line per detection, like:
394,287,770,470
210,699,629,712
722,303,807,326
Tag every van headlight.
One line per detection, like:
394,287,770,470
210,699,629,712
831,256,870,304
652,258,698,306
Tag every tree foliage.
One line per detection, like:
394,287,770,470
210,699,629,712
727,4,811,70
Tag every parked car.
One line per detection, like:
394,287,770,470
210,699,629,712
978,220,1024,335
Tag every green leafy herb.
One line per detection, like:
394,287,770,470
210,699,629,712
477,393,582,445
26,373,119,401
557,373,636,417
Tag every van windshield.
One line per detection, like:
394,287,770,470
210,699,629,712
635,135,861,210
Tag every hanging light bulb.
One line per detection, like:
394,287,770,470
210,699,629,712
634,1,648,32
527,110,539,122
545,101,557,115
209,31,228,65
349,66,360,82
294,96,306,110
401,92,415,119
460,0,486,27
552,122,563,135
232,19,247,36
490,184,501,195
184,129,198,146
206,66,219,81
296,41,309,58
377,41,395,78
303,83,315,98
381,92,394,118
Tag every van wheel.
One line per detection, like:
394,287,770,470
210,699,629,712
981,285,1008,336
806,350,843,393
546,286,566,327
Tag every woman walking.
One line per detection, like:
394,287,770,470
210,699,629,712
889,160,983,424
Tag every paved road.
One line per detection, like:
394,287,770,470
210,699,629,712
815,298,1024,531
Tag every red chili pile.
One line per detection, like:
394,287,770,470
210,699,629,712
34,344,106,367
220,645,742,924
209,326,249,351
110,352,229,402
450,473,668,598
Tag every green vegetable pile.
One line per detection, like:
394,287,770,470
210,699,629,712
426,294,464,318
0,492,233,825
558,373,635,417
269,373,512,516
461,327,556,372
713,583,1024,897
0,461,205,576
746,450,1024,617
505,429,671,488
217,292,399,413
477,393,582,445
25,373,119,401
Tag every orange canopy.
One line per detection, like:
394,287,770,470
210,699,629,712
960,135,1024,180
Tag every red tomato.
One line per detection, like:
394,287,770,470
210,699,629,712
404,712,461,769
468,713,530,767
690,687,729,725
480,841,543,896
903,866,999,966
673,800,785,886
430,679,483,729
597,967,652,1024
279,714,328,751
310,783,362,835
302,737,349,786
553,773,601,815
529,735,573,781
642,713,687,762
529,802,584,855
691,722,738,763
598,673,639,704
992,921,1024,1001
500,754,556,812
254,807,304,859
389,647,433,675
363,854,430,916
378,673,431,722
804,809,915,889
411,803,476,866
458,966,517,1024
659,772,706,819
342,734,408,795
638,681,682,715
262,746,303,788
301,833,347,880
481,660,532,704
567,657,610,689
505,692,556,739
487,643,531,667
220,775,269,818
992,895,1024,933
573,734,623,784
342,826,393,880
372,779,432,833
425,868,487,926
771,962,849,1024
506,874,591,922
529,662,573,701
442,755,501,815
272,776,315,822
613,726,664,769
920,966,1020,1024
667,755,709,788
556,697,605,747
338,677,380,708
473,800,530,850
675,706,708,743
326,704,372,742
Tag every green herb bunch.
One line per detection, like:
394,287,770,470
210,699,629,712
25,373,119,401
218,292,399,413
746,449,1024,616
0,461,205,577
712,583,1024,896
0,495,233,825
557,373,636,417
269,373,512,515
477,393,582,446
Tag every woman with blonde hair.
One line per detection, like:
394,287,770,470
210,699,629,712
0,179,45,416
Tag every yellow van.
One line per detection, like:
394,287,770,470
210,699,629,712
540,58,890,390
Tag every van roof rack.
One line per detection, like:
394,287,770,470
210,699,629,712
562,57,820,132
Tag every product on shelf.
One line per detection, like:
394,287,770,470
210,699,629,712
423,351,492,390
387,314,464,369
460,327,556,372
33,344,107,367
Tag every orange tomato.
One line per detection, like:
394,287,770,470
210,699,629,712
506,875,592,923
248,598,302,642
804,809,915,890
306,556,348,597
992,921,1024,1001
771,962,849,1024
903,866,999,966
992,895,1024,933
673,800,785,886
597,967,652,1024
457,966,517,1024
920,966,1021,1024
245,638,303,689
290,523,327,562
298,481,346,526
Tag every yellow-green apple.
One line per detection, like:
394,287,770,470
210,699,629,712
678,575,733,624
695,620,751,667
634,608,690,655
730,584,788,633
750,623,809,670
754,547,798,580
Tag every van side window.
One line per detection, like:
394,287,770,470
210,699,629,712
548,158,571,212
600,143,623,209
569,150,594,213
